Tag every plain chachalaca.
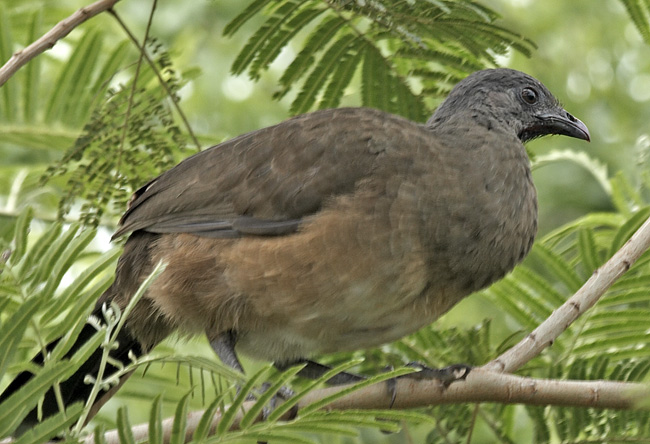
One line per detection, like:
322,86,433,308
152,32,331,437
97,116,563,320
2,68,590,432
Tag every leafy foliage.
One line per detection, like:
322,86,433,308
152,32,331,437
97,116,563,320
224,0,536,120
0,14,132,223
40,38,191,226
0,16,128,151
0,209,114,440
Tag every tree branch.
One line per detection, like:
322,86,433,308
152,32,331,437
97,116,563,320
89,368,649,444
484,214,650,373
0,0,121,87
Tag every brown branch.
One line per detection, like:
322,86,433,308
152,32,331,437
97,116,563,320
89,368,649,444
0,0,121,87
484,214,650,373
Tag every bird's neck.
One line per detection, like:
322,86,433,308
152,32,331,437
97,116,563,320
427,109,521,151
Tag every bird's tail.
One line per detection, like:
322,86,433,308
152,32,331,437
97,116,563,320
0,232,171,436
0,295,144,436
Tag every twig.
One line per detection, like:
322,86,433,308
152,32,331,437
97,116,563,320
113,0,156,182
0,0,121,87
89,368,649,444
484,214,650,373
109,10,202,151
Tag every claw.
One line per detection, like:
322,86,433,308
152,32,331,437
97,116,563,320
403,362,472,387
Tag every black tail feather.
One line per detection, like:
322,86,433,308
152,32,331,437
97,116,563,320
1,303,143,436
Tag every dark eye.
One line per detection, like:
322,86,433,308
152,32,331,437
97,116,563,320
521,87,538,104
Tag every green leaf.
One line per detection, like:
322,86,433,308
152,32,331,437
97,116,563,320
170,391,191,444
93,424,108,444
32,224,82,287
266,359,364,422
0,296,41,379
610,171,644,216
231,0,304,77
236,430,315,444
320,47,363,109
41,248,120,327
223,0,274,36
499,273,554,321
39,227,96,300
0,361,74,437
515,266,567,307
12,403,83,444
291,32,358,114
578,228,601,274
275,15,347,100
15,221,62,281
149,394,163,444
116,406,135,444
608,207,650,257
0,124,78,152
240,363,305,429
11,206,32,264
249,6,326,78
83,40,131,123
483,283,538,330
45,29,103,124
215,365,270,436
532,149,611,197
530,243,583,292
361,44,390,111
299,367,413,416
51,326,104,380
193,390,233,441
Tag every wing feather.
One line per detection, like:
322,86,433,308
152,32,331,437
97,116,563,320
113,108,420,239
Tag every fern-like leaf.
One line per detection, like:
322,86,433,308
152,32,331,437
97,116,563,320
226,0,536,118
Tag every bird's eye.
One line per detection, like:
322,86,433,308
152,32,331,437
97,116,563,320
521,87,538,104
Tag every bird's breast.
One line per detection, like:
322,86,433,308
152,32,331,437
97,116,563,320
417,139,538,296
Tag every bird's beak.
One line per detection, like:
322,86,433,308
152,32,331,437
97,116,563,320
534,110,591,142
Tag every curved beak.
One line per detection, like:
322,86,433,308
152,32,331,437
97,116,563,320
534,110,591,142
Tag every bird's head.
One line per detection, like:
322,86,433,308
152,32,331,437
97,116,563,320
428,68,590,143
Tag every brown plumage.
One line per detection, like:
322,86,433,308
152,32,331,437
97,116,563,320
3,68,590,432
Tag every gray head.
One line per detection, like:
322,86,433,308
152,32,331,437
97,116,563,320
428,68,590,143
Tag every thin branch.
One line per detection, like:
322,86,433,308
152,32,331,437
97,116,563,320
0,0,120,87
484,214,650,373
114,0,157,182
109,10,202,151
89,368,649,444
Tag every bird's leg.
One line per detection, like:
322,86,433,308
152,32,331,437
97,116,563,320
275,359,365,385
207,330,294,418
277,359,470,408
208,330,245,374
208,330,262,402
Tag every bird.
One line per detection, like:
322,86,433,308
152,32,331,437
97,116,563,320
1,68,590,433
